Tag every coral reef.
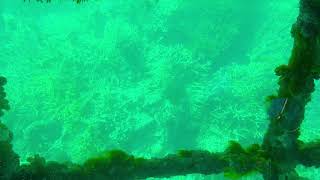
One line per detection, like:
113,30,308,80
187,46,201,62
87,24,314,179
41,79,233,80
1,75,268,179
3,0,320,179
1,0,242,164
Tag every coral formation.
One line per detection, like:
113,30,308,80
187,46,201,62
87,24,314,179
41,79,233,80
2,0,242,163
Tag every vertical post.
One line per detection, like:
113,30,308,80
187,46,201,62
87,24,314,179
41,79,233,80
0,76,19,180
262,0,320,179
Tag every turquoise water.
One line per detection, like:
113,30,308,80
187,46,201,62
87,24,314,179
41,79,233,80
1,0,320,179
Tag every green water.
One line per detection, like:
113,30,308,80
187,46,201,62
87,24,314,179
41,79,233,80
1,0,320,179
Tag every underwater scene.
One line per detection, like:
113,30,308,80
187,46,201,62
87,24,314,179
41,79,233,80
2,0,320,179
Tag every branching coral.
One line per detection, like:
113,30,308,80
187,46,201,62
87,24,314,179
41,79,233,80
2,0,247,165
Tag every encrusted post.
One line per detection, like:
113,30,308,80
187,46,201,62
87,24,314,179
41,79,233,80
262,0,320,179
0,77,19,180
